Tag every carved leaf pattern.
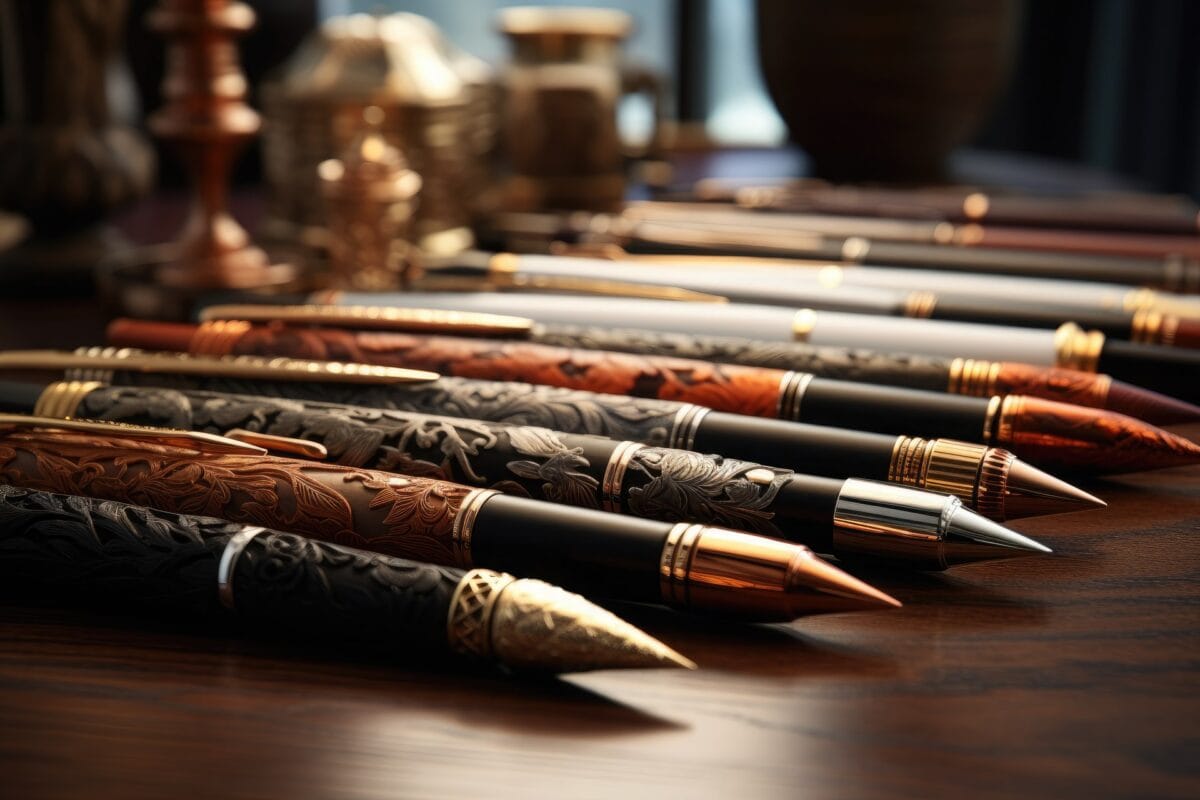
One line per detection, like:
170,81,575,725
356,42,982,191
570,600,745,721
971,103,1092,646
0,431,470,566
624,447,791,536
504,426,600,508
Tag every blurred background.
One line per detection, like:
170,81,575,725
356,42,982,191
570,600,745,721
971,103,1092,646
111,0,1200,197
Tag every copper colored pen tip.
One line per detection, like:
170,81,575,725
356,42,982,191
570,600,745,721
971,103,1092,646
1001,458,1107,519
1104,380,1200,425
787,550,903,614
996,395,1200,474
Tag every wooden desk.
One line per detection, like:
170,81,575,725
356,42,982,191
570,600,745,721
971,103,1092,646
0,247,1197,798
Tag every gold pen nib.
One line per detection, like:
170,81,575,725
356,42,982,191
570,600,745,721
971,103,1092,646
449,570,696,673
786,550,903,614
1002,458,1106,519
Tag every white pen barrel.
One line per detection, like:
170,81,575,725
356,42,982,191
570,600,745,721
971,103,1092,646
804,311,1057,364
333,292,801,340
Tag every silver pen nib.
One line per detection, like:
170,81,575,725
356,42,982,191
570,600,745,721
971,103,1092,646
939,504,1053,568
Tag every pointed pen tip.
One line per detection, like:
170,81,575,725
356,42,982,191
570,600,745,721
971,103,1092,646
790,553,903,614
487,576,698,673
1106,380,1200,425
1002,458,1107,519
940,506,1054,567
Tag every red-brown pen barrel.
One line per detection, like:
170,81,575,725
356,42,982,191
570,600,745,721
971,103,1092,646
107,319,198,353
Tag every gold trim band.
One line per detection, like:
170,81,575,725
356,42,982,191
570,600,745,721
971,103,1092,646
34,381,105,419
445,568,516,661
888,436,985,507
1053,323,1105,372
947,358,1001,397
601,441,644,512
450,488,499,567
658,523,705,609
903,291,938,319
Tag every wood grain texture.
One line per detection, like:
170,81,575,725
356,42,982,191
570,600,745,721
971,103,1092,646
0,301,1197,799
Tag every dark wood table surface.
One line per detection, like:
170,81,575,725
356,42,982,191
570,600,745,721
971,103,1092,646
0,298,1197,800
1,151,1198,798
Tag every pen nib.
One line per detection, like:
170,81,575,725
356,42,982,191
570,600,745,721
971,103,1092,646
1001,458,1106,519
940,505,1053,568
1105,380,1200,425
488,576,697,673
787,552,903,614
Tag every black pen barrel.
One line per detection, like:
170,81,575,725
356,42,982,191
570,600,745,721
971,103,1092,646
1098,340,1200,402
0,381,49,414
471,494,672,604
798,379,989,442
929,297,1137,338
693,413,896,478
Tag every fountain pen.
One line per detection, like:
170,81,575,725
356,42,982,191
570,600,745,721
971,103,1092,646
102,317,1200,472
0,485,691,673
414,251,1200,348
314,291,1200,403
0,348,1100,515
191,304,1200,425
10,379,1055,566
0,415,899,620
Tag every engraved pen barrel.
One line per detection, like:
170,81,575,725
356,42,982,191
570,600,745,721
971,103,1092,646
19,380,1051,566
45,356,1084,511
0,486,683,672
0,424,881,620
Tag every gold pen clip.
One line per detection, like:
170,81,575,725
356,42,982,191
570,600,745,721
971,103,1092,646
222,428,329,460
199,304,536,336
0,348,440,384
0,413,269,455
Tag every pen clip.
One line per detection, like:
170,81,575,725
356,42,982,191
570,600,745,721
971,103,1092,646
222,428,329,460
198,304,536,336
0,348,440,385
0,413,269,455
485,256,728,303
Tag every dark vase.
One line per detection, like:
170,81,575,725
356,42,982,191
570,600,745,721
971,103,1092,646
756,0,1019,183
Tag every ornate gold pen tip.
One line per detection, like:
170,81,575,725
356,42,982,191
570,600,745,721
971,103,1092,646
1002,458,1107,520
788,551,903,613
448,570,696,673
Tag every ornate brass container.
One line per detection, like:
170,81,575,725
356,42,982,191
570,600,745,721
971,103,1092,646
261,13,476,254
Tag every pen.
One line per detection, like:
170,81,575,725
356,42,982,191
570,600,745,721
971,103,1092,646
417,251,1200,347
0,415,899,620
190,304,1200,425
484,210,1200,290
711,182,1200,235
0,484,692,673
12,379,1058,566
312,291,1200,403
102,317,1200,472
2,348,1102,515
623,201,1200,260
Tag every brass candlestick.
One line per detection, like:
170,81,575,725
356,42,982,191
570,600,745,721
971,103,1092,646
146,0,293,289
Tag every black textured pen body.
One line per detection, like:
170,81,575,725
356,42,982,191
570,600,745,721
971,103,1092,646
66,383,838,546
96,370,904,483
0,485,458,652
